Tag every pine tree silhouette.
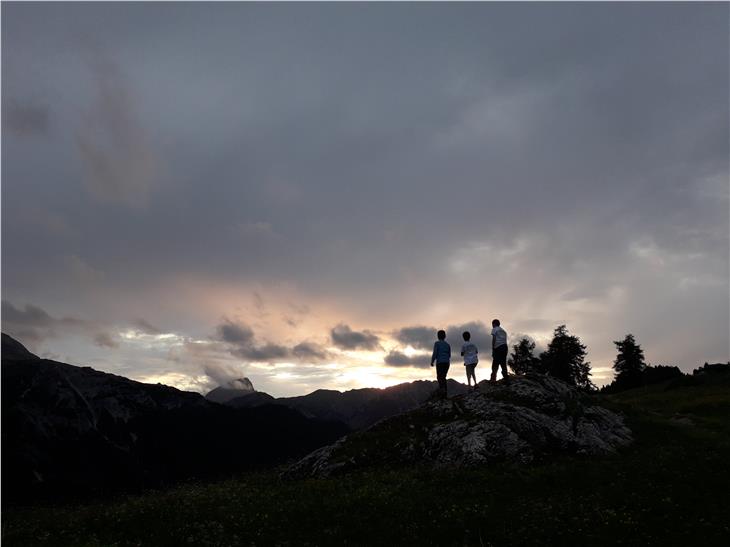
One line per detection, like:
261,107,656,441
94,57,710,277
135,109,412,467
539,325,594,390
612,333,646,389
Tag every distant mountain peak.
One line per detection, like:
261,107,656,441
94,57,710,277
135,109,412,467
205,377,255,404
227,377,254,392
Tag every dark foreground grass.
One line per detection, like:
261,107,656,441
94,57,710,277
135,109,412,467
3,379,730,546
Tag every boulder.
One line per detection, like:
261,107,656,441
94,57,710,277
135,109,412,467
285,374,632,478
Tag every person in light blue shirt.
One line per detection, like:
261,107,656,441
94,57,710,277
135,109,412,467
431,330,451,399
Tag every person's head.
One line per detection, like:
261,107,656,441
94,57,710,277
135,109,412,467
462,331,471,341
492,319,501,327
437,330,446,340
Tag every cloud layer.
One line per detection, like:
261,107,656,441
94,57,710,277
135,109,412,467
2,3,727,395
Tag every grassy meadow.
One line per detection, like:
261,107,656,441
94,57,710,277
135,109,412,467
3,374,729,546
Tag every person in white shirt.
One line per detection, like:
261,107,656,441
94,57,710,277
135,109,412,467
490,319,509,383
460,331,479,389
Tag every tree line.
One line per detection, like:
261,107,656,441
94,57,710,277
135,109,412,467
506,325,684,392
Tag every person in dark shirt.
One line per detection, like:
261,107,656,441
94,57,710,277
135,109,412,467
431,330,451,399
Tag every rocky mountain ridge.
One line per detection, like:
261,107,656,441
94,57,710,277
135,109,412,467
220,378,470,430
1,334,347,501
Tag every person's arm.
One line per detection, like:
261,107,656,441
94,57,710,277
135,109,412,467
448,343,451,360
461,343,465,357
431,342,437,366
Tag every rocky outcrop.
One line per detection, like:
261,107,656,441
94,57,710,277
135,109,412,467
285,374,633,478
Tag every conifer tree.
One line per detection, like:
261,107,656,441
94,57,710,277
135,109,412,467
508,337,539,375
539,325,594,389
612,333,646,389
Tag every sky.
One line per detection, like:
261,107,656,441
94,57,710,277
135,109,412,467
2,2,728,397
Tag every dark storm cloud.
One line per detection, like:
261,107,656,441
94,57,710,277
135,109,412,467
384,350,430,368
233,343,290,362
330,323,381,351
2,2,727,386
2,101,49,136
392,326,434,350
217,320,255,346
394,321,492,353
215,319,328,363
2,300,86,343
216,318,278,361
1,300,120,352
292,341,329,362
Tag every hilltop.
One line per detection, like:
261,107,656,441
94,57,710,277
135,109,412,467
287,374,632,478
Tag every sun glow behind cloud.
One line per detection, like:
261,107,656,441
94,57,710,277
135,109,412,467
2,2,727,399
105,325,438,397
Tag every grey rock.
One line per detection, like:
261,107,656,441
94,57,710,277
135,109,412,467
285,374,632,478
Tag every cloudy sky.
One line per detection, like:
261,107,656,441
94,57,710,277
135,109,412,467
2,2,728,396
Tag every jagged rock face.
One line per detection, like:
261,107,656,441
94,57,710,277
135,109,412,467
285,374,633,478
205,377,255,404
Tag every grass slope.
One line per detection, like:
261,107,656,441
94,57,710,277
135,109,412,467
3,375,730,546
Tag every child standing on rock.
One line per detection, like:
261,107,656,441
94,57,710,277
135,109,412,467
461,331,479,389
430,330,451,399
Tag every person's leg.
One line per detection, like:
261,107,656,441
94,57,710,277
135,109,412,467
467,364,476,387
436,363,447,398
490,357,498,382
497,345,509,381
438,363,450,398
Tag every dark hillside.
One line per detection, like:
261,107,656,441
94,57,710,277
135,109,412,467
1,334,348,502
229,378,469,430
4,371,729,545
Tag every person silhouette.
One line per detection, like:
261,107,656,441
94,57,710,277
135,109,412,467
490,319,509,383
461,330,479,389
430,330,451,399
